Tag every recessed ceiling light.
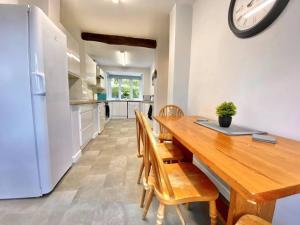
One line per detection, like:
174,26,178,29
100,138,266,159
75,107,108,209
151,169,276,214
119,51,127,66
112,0,119,4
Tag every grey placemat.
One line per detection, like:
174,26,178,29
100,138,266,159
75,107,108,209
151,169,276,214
195,120,266,136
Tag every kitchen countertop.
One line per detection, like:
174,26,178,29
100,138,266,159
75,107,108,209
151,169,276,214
70,99,154,105
107,100,154,103
69,100,105,105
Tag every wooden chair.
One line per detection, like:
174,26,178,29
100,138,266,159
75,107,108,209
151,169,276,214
141,113,219,225
135,110,184,185
158,105,184,143
135,110,145,184
236,215,271,225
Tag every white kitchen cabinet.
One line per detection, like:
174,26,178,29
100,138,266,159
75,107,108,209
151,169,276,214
86,55,96,86
96,66,106,91
70,104,98,162
77,104,98,149
70,105,81,163
111,101,127,119
66,31,81,78
68,52,80,78
128,101,141,118
97,103,106,133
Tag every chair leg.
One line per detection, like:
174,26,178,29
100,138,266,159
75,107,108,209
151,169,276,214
209,200,217,225
142,188,154,219
156,203,165,225
140,187,147,208
137,160,144,184
175,205,186,225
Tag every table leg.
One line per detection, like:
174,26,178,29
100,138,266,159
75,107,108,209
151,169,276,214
172,137,193,162
226,189,276,225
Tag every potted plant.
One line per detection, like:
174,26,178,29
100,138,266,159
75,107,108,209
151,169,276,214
216,102,237,128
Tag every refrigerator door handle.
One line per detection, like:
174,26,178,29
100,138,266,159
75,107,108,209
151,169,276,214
32,72,46,96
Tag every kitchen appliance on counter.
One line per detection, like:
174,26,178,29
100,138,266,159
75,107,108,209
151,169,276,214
0,5,73,199
143,95,154,102
97,92,107,101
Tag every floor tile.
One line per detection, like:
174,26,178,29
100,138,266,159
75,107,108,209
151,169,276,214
0,119,217,225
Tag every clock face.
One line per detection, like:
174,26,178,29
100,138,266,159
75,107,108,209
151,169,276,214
228,0,289,38
233,0,277,31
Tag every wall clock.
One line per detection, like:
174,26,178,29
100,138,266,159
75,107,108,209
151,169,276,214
228,0,289,38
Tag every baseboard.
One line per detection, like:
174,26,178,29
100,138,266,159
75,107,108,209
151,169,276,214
72,149,82,163
92,132,98,139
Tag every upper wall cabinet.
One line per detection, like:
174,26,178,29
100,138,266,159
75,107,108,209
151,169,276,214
97,66,106,90
66,33,81,78
86,55,97,86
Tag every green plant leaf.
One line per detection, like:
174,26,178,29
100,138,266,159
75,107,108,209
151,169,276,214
216,102,237,117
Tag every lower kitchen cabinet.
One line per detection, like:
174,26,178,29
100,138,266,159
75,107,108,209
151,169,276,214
111,101,127,119
79,104,98,148
97,102,105,133
70,103,98,162
109,101,149,119
128,101,141,118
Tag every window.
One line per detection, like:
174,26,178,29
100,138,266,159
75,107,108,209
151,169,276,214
121,79,131,99
132,79,140,98
111,78,119,99
108,75,143,100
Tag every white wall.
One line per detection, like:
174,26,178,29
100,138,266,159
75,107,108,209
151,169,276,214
101,65,152,96
168,3,192,112
188,0,300,141
0,0,18,3
188,0,300,224
153,21,170,113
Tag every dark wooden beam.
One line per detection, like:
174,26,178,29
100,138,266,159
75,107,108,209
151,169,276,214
81,32,157,49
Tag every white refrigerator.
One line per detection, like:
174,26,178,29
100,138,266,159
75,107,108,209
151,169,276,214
0,5,73,199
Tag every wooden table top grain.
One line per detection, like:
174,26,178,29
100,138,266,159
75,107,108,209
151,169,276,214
154,116,300,202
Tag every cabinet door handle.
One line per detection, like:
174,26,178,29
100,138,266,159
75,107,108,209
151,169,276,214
32,72,46,96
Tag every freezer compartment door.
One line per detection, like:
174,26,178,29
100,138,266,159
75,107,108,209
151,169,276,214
29,6,73,194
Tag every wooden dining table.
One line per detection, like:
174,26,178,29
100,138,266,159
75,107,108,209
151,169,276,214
154,115,300,225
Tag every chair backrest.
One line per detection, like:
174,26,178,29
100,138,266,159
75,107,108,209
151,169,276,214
135,110,151,183
141,113,175,198
159,105,184,117
135,110,144,157
138,112,151,183
159,105,184,134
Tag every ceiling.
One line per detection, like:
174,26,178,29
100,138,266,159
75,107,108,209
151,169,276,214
61,0,194,68
86,42,155,68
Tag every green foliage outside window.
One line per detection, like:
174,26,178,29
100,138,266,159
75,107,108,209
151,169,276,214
110,77,142,99
111,78,119,98
132,80,140,98
121,79,131,99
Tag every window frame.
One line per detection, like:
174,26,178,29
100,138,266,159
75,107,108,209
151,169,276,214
108,75,143,100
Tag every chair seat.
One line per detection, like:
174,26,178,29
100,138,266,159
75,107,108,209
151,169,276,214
140,142,184,162
158,142,184,161
150,162,219,205
236,215,271,225
158,133,173,142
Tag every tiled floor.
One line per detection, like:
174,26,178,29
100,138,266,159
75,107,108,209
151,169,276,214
0,119,215,225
